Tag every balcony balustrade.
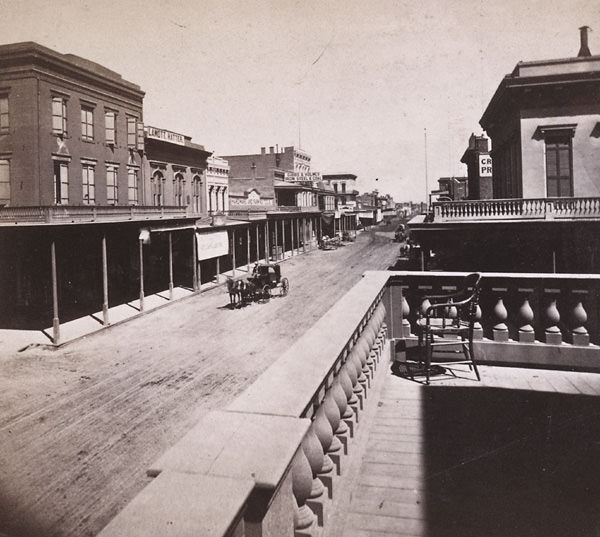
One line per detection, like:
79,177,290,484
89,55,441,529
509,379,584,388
0,205,196,225
432,197,600,222
97,270,600,537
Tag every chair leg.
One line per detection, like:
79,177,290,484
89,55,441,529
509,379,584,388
425,332,432,385
469,339,480,381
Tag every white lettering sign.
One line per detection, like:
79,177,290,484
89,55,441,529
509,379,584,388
145,126,186,146
479,155,493,177
196,231,229,260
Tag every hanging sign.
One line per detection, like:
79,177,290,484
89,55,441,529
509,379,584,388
196,231,229,260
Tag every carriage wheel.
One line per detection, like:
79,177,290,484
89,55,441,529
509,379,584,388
260,285,271,303
281,278,289,297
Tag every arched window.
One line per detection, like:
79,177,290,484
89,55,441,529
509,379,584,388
151,170,164,206
192,174,202,213
174,172,185,207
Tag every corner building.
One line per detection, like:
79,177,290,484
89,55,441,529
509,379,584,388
0,42,145,207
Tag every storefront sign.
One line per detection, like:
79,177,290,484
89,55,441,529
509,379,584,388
479,155,493,177
146,126,186,146
196,231,229,260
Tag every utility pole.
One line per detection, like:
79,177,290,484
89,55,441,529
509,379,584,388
424,128,429,210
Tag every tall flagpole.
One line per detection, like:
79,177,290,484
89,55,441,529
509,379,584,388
424,127,429,210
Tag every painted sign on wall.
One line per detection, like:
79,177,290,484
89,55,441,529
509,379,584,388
196,231,229,260
479,155,493,177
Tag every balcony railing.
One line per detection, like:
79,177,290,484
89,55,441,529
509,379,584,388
97,271,600,537
432,197,600,222
0,205,197,225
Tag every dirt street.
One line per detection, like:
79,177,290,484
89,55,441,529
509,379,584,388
0,227,399,537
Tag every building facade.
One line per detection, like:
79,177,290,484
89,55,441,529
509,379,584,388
0,42,145,207
480,28,600,199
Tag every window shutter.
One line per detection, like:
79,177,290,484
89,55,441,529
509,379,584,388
137,122,145,151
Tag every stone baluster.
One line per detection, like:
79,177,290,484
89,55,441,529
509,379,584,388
349,346,367,404
355,335,373,386
492,291,509,341
473,303,483,340
291,447,317,534
399,291,411,337
330,379,351,452
337,365,357,435
517,291,535,343
571,292,589,346
302,429,327,525
312,404,335,475
544,291,562,345
344,355,362,415
321,391,344,473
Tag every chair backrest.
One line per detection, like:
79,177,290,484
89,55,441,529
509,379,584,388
461,272,482,325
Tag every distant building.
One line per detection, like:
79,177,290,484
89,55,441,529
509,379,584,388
144,126,212,211
436,176,469,201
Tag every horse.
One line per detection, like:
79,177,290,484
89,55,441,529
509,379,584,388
240,278,257,305
226,277,242,308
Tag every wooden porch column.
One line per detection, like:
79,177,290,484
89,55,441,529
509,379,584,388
232,230,236,277
51,239,60,345
102,234,109,326
302,218,307,253
255,224,260,263
192,231,198,291
274,220,279,260
291,218,295,256
265,221,269,260
168,232,174,299
139,238,145,311
282,219,286,258
246,227,251,272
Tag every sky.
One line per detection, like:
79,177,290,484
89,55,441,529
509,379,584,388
1,0,599,201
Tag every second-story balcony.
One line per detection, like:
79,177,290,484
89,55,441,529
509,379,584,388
98,270,600,537
430,196,600,223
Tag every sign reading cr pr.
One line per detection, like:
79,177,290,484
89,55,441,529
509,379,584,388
479,155,492,177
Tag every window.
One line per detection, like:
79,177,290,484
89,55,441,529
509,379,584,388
341,183,346,193
52,97,67,136
0,95,8,134
53,161,69,204
174,172,185,207
0,159,10,205
106,165,118,205
545,137,573,198
82,164,95,204
151,170,164,206
127,117,137,148
81,105,94,141
128,168,139,205
192,175,202,212
105,110,116,144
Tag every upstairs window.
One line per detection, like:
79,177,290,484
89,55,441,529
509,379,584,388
81,105,94,142
105,110,116,144
82,164,95,204
127,117,137,148
545,136,573,198
174,173,185,207
151,170,164,206
127,167,139,205
106,165,118,205
0,159,10,205
53,161,69,205
0,95,8,134
52,97,68,136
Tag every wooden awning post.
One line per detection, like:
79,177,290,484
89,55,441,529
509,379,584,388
168,232,174,299
51,239,60,345
102,234,109,325
139,238,145,311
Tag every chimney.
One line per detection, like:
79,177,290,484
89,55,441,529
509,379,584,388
269,146,274,154
578,26,592,57
261,147,266,155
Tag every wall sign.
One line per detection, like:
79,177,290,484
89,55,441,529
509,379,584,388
479,155,493,177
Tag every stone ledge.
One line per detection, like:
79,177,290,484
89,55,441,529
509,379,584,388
97,471,253,537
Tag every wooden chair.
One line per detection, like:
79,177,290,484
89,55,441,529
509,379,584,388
414,273,483,384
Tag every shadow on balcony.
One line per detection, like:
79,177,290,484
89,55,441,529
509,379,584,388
421,384,600,537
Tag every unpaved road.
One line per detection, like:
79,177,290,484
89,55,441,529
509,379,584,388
0,227,399,537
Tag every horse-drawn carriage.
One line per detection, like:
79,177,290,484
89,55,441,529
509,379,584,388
226,262,289,308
